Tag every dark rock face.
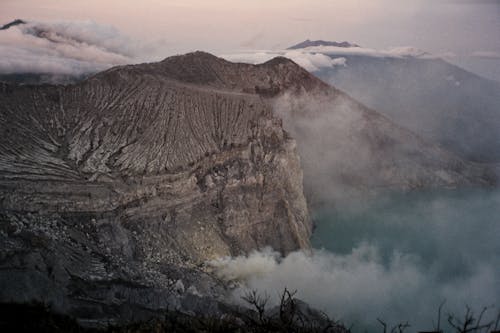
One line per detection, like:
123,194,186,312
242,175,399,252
287,39,360,50
0,19,26,30
0,52,312,325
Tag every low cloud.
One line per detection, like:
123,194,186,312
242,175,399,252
471,50,500,59
1,21,461,78
222,50,347,72
282,51,346,72
221,45,453,72
0,19,157,76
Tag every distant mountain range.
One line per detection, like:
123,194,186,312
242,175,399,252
288,40,500,163
288,39,360,49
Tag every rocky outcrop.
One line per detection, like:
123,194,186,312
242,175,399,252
0,52,312,325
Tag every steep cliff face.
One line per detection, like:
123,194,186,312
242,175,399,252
274,90,495,204
0,52,312,325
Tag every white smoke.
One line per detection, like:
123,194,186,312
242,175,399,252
212,245,498,332
282,51,346,72
211,189,500,332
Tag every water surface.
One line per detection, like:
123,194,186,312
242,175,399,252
309,188,500,330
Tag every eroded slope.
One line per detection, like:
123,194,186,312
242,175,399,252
0,52,313,325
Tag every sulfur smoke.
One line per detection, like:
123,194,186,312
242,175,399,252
211,189,500,332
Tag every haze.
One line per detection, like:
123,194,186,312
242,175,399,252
1,0,500,80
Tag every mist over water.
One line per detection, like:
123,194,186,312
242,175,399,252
213,188,500,332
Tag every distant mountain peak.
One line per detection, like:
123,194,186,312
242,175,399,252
0,19,27,30
287,39,360,50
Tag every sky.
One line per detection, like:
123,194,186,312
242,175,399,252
1,0,500,80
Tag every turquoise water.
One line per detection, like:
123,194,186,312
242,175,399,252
310,188,500,330
227,188,500,331
312,188,500,267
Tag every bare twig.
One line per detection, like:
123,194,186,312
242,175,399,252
435,299,446,332
377,318,387,333
241,289,269,325
390,322,410,333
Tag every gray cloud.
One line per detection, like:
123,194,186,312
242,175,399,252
1,1,499,79
0,19,154,76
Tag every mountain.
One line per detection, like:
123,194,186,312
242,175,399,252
0,51,494,325
0,52,313,325
294,48,500,163
0,19,26,30
288,39,360,50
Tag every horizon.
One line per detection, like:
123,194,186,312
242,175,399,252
1,0,500,81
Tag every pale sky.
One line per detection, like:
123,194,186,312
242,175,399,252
1,0,500,80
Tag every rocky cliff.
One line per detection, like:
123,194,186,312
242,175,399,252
274,89,495,205
0,52,312,326
0,51,495,327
